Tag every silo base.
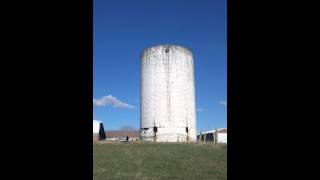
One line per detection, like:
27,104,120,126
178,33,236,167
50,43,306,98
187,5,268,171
140,134,196,142
139,127,196,142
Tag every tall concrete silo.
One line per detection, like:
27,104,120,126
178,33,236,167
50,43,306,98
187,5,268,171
140,44,196,142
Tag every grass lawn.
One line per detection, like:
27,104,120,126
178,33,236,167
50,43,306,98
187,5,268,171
93,143,227,180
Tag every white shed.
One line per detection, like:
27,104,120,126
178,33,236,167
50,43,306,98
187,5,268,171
93,120,106,141
197,128,227,144
93,120,102,134
215,128,227,144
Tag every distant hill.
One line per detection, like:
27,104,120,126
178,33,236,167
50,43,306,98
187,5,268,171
105,130,139,138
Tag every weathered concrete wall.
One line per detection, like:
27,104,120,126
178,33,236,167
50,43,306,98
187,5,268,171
140,45,196,142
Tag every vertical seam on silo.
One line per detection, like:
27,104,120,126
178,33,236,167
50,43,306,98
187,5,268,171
185,55,188,130
166,47,171,127
153,52,156,140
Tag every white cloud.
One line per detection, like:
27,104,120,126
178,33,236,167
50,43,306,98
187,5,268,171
197,108,204,112
93,95,135,109
219,101,227,106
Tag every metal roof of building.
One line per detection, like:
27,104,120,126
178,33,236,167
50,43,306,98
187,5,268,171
198,128,227,135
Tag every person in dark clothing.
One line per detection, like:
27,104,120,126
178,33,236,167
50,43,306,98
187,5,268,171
126,136,129,142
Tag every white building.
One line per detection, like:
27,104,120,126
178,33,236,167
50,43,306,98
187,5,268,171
197,128,227,144
93,120,106,141
215,128,227,144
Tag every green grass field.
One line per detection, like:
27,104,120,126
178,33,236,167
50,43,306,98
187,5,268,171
93,143,227,180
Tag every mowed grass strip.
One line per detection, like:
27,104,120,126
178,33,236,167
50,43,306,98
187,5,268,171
93,143,226,180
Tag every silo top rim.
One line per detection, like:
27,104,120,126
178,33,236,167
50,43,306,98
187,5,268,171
141,44,193,56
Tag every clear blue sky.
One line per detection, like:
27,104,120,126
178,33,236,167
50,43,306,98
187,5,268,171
93,0,226,133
